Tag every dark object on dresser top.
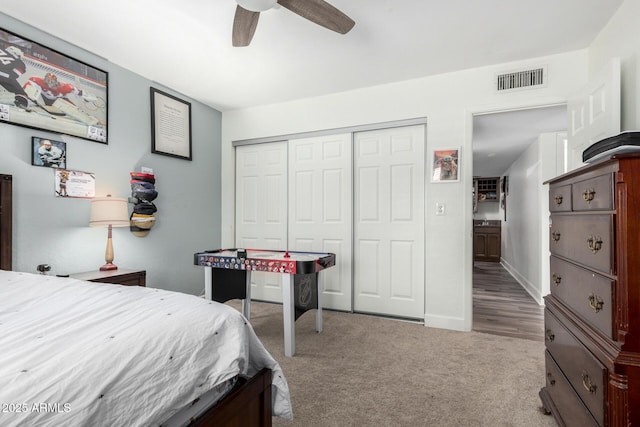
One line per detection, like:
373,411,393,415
582,131,640,163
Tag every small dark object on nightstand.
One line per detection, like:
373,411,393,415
36,264,51,274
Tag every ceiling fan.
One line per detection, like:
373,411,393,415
232,0,355,47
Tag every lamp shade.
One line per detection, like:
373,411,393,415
89,196,129,228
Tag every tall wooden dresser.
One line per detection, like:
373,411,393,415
539,154,640,426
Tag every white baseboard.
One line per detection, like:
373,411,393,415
500,258,544,305
424,313,470,332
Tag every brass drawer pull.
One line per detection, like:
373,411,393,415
551,232,561,242
547,372,556,386
583,188,596,203
552,273,561,286
582,371,597,394
545,329,555,342
587,235,603,253
588,293,604,313
554,195,563,205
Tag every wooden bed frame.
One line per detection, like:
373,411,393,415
193,367,273,426
0,173,274,426
0,174,11,271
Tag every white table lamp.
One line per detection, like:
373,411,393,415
90,195,129,271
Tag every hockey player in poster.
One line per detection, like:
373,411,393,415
0,45,29,108
24,72,102,126
24,72,96,107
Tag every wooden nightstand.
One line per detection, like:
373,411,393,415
69,269,146,287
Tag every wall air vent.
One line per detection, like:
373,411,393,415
496,66,546,92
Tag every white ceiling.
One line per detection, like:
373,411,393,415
472,105,568,177
1,0,622,112
0,1,622,177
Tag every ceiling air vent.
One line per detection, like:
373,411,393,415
496,66,546,92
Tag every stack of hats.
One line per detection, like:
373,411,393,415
130,171,157,237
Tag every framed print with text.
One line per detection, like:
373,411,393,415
0,27,108,143
431,148,460,182
150,87,192,160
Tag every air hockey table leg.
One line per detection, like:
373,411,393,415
204,267,212,300
282,273,295,357
316,277,323,333
242,270,251,320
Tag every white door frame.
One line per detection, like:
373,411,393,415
466,99,568,332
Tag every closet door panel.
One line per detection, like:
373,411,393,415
289,134,352,311
354,125,425,319
235,142,288,302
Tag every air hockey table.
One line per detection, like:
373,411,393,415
194,248,336,356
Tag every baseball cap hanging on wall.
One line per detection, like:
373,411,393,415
129,170,157,237
130,212,156,237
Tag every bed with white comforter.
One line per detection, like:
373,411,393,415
0,270,292,426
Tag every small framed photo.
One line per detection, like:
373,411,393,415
32,137,67,168
150,87,192,160
431,148,460,182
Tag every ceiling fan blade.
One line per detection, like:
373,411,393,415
232,5,260,47
277,0,355,34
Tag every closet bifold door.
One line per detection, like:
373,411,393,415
353,125,425,320
288,134,352,312
235,136,353,310
0,174,12,271
235,142,288,303
233,121,426,318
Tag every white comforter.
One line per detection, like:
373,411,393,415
0,271,292,426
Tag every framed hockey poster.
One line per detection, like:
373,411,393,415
0,27,108,143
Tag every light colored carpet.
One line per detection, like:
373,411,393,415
233,301,556,427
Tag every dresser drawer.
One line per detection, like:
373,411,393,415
571,172,613,211
544,351,599,427
550,256,614,340
549,184,572,212
549,214,614,275
545,309,606,425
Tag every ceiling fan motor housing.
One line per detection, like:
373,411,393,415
237,0,277,12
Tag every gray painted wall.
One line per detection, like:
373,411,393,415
0,13,221,295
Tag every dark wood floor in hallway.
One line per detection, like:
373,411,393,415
472,261,545,342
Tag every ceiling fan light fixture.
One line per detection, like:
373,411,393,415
236,0,276,12
232,0,356,47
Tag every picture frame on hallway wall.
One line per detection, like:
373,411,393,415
501,175,508,221
150,87,192,161
431,148,460,182
0,27,108,143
